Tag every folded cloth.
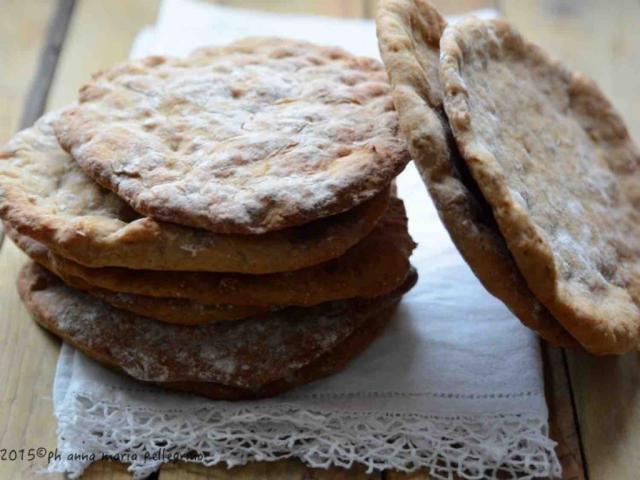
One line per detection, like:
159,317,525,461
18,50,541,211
47,1,561,478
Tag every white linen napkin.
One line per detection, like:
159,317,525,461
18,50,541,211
48,1,561,478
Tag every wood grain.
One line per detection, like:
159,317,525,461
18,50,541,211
567,351,640,480
46,0,161,111
18,0,75,130
0,241,63,480
540,345,586,480
0,2,73,477
0,0,55,144
386,471,431,479
81,461,137,479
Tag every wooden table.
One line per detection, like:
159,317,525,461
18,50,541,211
0,1,638,478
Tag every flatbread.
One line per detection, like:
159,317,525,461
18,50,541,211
54,37,410,234
8,197,415,307
0,111,389,273
440,17,640,354
161,299,396,399
19,262,416,397
86,288,271,325
7,225,272,324
375,0,575,346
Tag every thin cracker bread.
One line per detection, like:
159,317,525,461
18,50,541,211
440,17,640,353
7,197,415,308
54,37,409,234
0,111,389,273
7,226,273,324
375,0,575,346
19,262,416,397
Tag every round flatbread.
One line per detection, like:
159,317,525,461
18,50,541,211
0,111,389,273
8,197,415,308
86,289,271,325
7,226,271,324
375,0,575,346
440,17,640,353
154,302,398,400
19,262,416,398
54,37,410,234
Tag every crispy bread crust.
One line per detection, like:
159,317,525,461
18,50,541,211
19,262,416,397
54,38,410,234
440,17,640,353
0,111,389,273
8,198,415,308
376,0,575,346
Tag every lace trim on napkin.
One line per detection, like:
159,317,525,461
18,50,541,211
50,390,561,480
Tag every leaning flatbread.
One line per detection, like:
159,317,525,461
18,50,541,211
376,0,574,346
440,17,640,353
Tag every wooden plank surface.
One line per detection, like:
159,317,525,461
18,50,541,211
566,351,640,480
0,0,56,144
0,241,63,479
47,0,161,111
540,345,586,480
18,0,75,131
0,2,70,478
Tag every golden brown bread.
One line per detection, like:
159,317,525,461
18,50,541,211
440,17,640,353
375,0,575,346
0,110,390,273
54,37,410,234
7,198,415,309
19,262,417,399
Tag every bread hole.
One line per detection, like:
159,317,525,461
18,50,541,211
230,87,245,99
169,136,183,151
598,260,617,283
184,142,201,155
270,48,294,59
359,82,388,99
307,56,324,66
336,146,352,158
341,75,360,86
145,56,166,67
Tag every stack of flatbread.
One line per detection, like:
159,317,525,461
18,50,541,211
3,1,637,404
0,38,416,399
376,0,640,354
